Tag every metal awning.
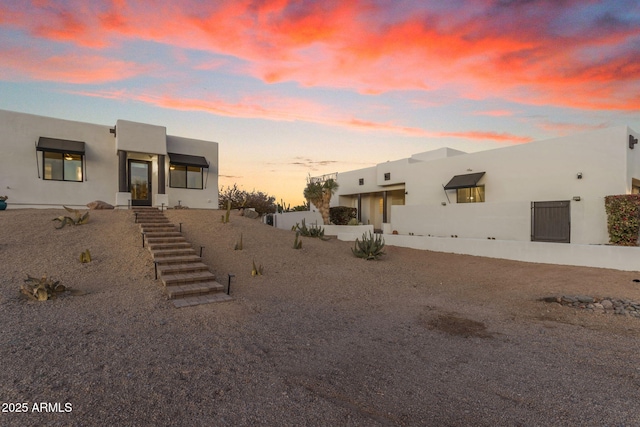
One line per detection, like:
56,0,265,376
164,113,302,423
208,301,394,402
443,172,485,190
36,137,85,155
168,152,209,168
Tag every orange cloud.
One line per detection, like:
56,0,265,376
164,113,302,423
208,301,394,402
70,88,531,144
474,110,515,117
3,0,638,112
437,131,532,144
0,47,151,84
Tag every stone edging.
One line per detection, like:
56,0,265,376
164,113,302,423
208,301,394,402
541,295,640,318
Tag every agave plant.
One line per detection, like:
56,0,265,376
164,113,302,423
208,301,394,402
292,219,328,240
53,206,89,229
20,275,66,301
352,231,386,260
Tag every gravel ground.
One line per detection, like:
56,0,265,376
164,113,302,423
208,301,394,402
2,208,640,426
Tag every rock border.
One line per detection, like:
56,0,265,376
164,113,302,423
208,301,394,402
541,295,640,318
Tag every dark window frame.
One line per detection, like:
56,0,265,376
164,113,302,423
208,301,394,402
42,151,84,182
384,173,391,181
359,178,364,185
456,185,485,203
169,164,204,190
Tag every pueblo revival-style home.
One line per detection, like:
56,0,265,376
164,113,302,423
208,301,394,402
333,125,640,246
0,109,218,209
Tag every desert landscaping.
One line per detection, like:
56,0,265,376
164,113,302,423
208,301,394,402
2,207,640,426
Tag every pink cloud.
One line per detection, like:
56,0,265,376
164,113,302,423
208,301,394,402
3,1,637,112
474,110,515,117
70,88,530,143
0,47,150,84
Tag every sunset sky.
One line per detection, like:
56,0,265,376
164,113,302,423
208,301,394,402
1,0,639,206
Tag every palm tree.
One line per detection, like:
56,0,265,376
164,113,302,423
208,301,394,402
303,178,339,225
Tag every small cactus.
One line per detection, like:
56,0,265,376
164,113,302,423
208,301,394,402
234,233,243,250
251,259,264,276
79,249,92,263
293,232,302,249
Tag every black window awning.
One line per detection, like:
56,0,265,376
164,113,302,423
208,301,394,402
444,172,485,190
36,137,85,155
168,152,209,168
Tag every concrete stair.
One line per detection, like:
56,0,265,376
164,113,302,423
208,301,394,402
132,207,232,308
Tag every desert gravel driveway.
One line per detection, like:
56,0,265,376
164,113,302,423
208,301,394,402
1,208,640,426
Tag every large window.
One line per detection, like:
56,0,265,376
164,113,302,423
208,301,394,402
169,165,203,189
43,152,83,182
457,185,484,203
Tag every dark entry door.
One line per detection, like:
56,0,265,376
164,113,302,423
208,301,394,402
531,201,570,243
129,160,152,206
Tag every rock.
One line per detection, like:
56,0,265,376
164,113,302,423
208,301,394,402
541,296,560,303
562,296,577,303
86,200,114,210
576,295,594,304
601,299,613,309
244,209,260,219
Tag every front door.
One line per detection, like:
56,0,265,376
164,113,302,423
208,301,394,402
129,160,152,206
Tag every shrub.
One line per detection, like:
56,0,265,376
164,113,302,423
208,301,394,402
219,184,276,215
329,206,357,225
604,195,640,246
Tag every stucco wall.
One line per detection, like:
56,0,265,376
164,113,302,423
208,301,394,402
166,135,219,209
115,120,167,155
1,109,118,208
0,109,220,209
272,211,323,230
334,126,635,245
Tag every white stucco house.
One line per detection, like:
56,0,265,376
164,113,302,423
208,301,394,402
0,109,219,209
332,126,640,270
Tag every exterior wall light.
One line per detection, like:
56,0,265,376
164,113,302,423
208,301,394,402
441,202,447,206
630,135,638,149
577,172,583,179
572,196,581,201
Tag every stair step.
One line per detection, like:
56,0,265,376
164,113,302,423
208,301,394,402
158,262,209,275
141,226,177,233
152,248,197,259
146,236,187,244
147,242,192,251
161,271,216,286
143,231,183,238
138,219,171,224
165,281,224,299
172,292,233,308
140,222,175,228
154,255,202,265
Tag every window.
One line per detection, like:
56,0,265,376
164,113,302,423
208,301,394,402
43,152,83,181
37,137,85,182
359,178,364,185
384,173,390,181
457,185,484,203
170,165,203,189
